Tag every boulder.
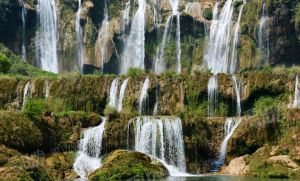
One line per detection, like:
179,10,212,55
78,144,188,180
88,150,169,180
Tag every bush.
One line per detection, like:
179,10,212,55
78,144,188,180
104,107,119,118
203,8,212,20
0,53,11,73
254,97,281,117
24,99,46,117
127,68,145,77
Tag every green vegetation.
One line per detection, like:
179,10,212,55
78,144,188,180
0,53,10,73
203,8,212,20
89,150,168,180
253,97,282,117
127,68,145,77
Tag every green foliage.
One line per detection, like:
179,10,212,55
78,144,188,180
203,8,212,20
253,97,281,117
104,107,119,118
24,99,46,117
24,98,71,117
127,68,145,77
295,3,300,32
0,53,11,73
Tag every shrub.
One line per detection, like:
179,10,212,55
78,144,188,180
203,8,212,20
254,97,281,117
104,107,119,118
127,68,145,77
24,99,46,117
0,53,11,73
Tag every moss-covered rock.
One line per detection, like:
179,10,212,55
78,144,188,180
88,150,168,180
0,111,42,152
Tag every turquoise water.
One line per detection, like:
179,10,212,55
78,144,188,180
164,176,294,181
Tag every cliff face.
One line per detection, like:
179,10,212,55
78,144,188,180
0,0,299,73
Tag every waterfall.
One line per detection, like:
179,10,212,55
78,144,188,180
151,0,160,28
127,116,187,175
44,80,50,98
21,0,27,60
108,78,119,109
75,0,84,73
117,78,129,112
22,81,30,111
217,118,241,164
258,2,270,66
175,14,181,74
232,75,242,116
73,117,107,178
122,0,131,37
138,76,149,114
229,1,246,74
154,16,172,74
154,0,181,74
98,0,110,72
120,0,146,74
36,0,58,73
293,75,300,108
208,75,218,116
203,0,234,74
153,84,159,115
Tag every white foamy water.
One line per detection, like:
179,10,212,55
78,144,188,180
208,75,218,116
138,76,149,114
293,75,300,108
108,78,119,108
36,0,58,73
117,78,129,112
120,0,146,74
73,118,106,178
127,116,187,175
22,81,30,111
75,0,84,73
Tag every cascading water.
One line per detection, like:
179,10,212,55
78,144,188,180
230,1,246,74
73,117,107,178
203,0,234,74
217,117,241,165
44,80,50,98
122,0,131,39
36,0,58,73
153,84,160,115
208,75,218,116
108,78,119,109
75,0,84,73
151,0,161,28
292,75,300,108
21,0,27,60
117,78,129,112
22,81,30,111
127,116,187,175
154,16,172,74
98,0,110,72
138,76,149,114
258,2,270,67
154,0,181,74
120,0,146,74
232,75,242,116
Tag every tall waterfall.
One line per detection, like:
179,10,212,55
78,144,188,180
120,0,146,74
73,118,107,178
138,76,149,114
258,2,270,66
108,78,119,109
153,84,160,115
22,81,30,111
36,0,58,73
217,117,241,164
117,78,129,112
154,16,172,74
203,0,245,74
230,1,246,74
21,0,27,60
122,0,131,38
127,116,187,175
75,0,84,73
154,0,181,74
98,0,110,72
232,75,242,116
293,75,300,108
208,75,218,116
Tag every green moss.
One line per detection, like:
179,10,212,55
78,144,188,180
203,8,212,20
253,96,282,117
88,150,168,180
127,68,145,77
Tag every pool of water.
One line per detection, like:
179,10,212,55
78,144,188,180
162,176,294,181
